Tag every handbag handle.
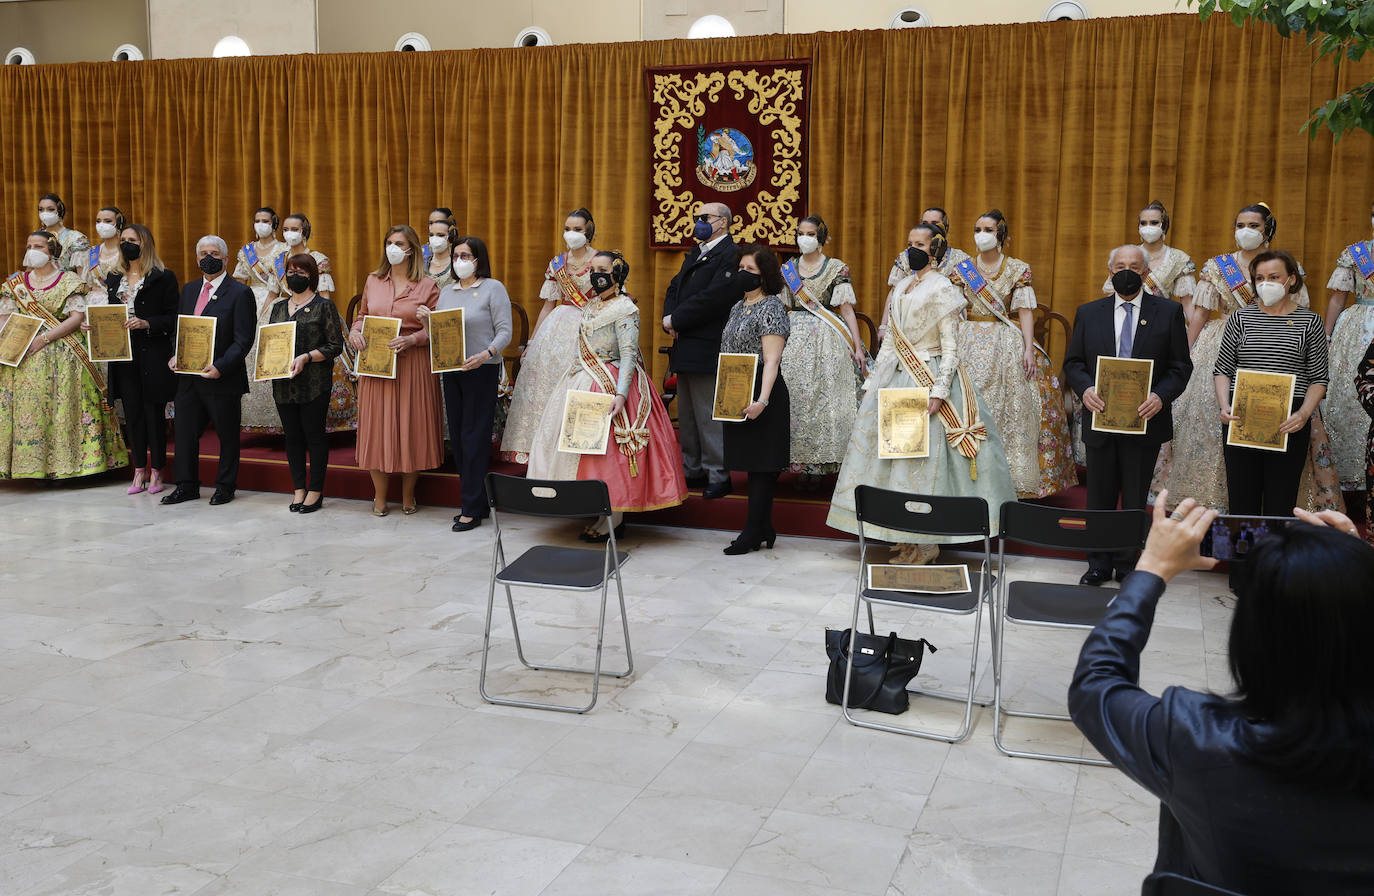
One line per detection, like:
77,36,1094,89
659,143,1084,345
841,630,898,708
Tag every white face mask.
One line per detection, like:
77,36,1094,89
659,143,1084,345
38,211,60,228
429,235,449,252
973,231,999,253
453,258,477,280
254,221,274,239
1256,280,1288,306
95,222,119,240
282,229,303,246
1138,224,1164,244
563,230,588,251
23,248,51,269
1235,227,1265,251
385,244,408,265
796,234,820,255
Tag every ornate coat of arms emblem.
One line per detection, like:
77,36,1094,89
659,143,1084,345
697,126,757,192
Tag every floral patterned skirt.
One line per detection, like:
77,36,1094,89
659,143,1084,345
1322,302,1374,489
781,312,859,474
500,304,581,462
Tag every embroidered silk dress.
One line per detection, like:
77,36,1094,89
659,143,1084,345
827,272,1017,542
781,256,861,474
1152,256,1343,512
82,244,123,299
527,294,687,512
950,255,1076,498
500,251,596,462
0,272,126,478
1323,241,1374,489
53,228,90,275
1355,344,1374,546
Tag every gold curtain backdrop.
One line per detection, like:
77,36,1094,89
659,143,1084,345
3,13,1373,378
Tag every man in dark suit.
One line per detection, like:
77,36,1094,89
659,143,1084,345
1064,244,1193,584
161,235,257,507
662,201,745,499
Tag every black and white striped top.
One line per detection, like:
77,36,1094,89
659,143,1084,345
1213,304,1329,400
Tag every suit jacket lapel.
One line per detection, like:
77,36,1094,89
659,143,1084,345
1099,298,1119,359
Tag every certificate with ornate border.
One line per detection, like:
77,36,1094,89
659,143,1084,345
1227,368,1296,453
556,389,614,455
253,321,297,381
877,387,930,458
429,307,467,374
86,303,132,362
1092,356,1153,435
174,315,216,374
868,563,972,595
357,315,401,379
712,352,758,422
0,313,43,367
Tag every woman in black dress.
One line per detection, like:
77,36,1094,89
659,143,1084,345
719,244,791,554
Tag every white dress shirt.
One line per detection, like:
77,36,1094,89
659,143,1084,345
698,233,727,259
1113,291,1141,356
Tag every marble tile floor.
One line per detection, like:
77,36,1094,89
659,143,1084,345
0,479,1238,895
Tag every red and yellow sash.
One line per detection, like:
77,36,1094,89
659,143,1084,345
551,254,595,308
578,328,651,477
888,314,986,480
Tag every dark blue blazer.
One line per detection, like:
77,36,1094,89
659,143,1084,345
175,275,256,396
1069,572,1374,894
663,235,745,374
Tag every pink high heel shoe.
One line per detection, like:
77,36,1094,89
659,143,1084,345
147,469,164,495
128,467,149,495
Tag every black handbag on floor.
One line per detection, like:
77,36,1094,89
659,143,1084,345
825,628,936,715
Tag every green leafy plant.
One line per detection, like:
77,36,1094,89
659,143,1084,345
1189,0,1374,139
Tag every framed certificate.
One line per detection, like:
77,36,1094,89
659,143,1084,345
357,315,402,379
253,321,297,381
174,315,216,374
877,387,929,459
556,389,614,455
868,563,972,594
1092,356,1153,435
429,307,467,374
712,352,758,421
86,303,132,362
0,314,43,367
1227,368,1297,453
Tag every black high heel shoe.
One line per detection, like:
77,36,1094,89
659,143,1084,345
723,531,763,555
298,497,324,514
763,526,777,549
581,522,627,544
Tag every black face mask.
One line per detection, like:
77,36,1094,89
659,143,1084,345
589,271,616,295
906,247,930,272
198,255,224,276
736,270,762,293
285,274,311,294
119,241,142,262
1112,269,1143,296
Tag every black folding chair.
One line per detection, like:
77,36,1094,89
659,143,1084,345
1142,872,1246,896
479,473,632,714
993,500,1150,763
840,486,996,743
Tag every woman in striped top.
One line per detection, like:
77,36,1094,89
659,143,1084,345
1214,250,1329,516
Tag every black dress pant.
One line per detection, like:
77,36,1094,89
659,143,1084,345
111,364,168,469
173,381,241,492
276,393,330,492
1084,436,1161,574
1222,420,1311,516
442,363,500,519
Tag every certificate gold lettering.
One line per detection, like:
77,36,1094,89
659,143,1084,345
556,389,615,455
1227,368,1296,453
253,321,297,381
428,307,467,374
174,315,216,373
86,303,132,363
877,387,930,459
0,314,43,367
868,563,972,594
712,352,758,422
357,315,402,379
1092,356,1154,435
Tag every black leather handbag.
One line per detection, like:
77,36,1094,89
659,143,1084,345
825,628,936,715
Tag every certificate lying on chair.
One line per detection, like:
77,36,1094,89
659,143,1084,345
357,315,401,379
429,307,466,373
877,387,929,458
86,303,132,362
556,389,614,455
868,563,972,594
174,315,216,373
1227,368,1296,453
712,352,758,422
253,321,297,381
0,314,43,367
1092,356,1153,435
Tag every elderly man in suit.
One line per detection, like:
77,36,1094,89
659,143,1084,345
161,235,257,507
662,201,745,499
1064,244,1193,584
